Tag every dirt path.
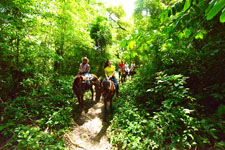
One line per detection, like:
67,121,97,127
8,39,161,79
64,99,112,150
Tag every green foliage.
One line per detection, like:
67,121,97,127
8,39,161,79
1,0,225,149
0,74,75,149
90,16,113,49
220,8,225,22
90,16,113,76
109,73,225,149
206,0,225,21
10,125,65,150
109,0,225,149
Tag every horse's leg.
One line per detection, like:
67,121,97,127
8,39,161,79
76,93,81,104
103,98,107,121
110,96,113,113
77,95,82,112
78,95,81,104
104,98,107,113
80,94,84,112
90,86,94,101
94,84,100,102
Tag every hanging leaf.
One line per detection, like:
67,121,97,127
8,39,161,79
172,5,176,15
195,31,203,39
120,40,128,47
159,10,168,23
183,0,191,12
184,28,191,38
205,0,217,14
175,1,185,12
192,0,197,5
220,8,225,22
128,41,136,49
206,0,225,20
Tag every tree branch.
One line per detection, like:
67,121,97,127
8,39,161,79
109,13,127,31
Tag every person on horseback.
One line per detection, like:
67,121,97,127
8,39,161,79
104,60,120,98
119,60,125,78
125,62,129,75
131,61,135,71
79,57,91,90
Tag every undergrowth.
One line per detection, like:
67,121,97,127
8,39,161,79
108,73,225,150
0,74,77,149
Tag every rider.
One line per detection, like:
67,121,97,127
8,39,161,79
131,61,135,71
119,60,125,77
104,60,120,98
79,57,91,89
125,62,129,75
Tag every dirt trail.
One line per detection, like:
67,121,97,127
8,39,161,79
64,99,112,150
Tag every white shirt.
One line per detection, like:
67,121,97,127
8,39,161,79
125,64,129,72
131,63,135,68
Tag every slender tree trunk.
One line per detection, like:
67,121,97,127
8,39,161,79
16,32,20,69
54,48,60,72
54,33,64,73
59,33,64,73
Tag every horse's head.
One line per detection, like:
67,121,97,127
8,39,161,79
90,74,101,101
95,81,101,101
102,79,111,90
73,75,86,94
101,79,115,100
122,67,125,72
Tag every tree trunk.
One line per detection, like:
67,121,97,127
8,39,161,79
16,32,20,69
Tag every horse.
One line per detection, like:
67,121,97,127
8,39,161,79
101,78,115,121
129,67,136,79
120,67,127,83
72,74,101,111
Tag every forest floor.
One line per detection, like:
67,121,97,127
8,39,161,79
64,97,113,150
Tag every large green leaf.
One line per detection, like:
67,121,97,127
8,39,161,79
183,0,191,12
220,8,225,22
159,10,168,23
206,0,225,20
205,0,217,14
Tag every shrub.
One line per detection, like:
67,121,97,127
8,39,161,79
109,72,225,149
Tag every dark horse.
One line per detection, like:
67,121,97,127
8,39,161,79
129,67,136,79
101,79,115,120
72,74,101,111
120,67,127,83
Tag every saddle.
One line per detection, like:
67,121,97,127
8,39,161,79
81,74,94,82
80,75,94,92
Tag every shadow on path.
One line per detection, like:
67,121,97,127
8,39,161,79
72,99,99,126
65,98,113,150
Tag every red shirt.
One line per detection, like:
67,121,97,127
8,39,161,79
119,63,125,68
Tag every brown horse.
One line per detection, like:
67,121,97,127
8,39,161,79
101,78,115,120
120,67,126,83
72,74,101,111
129,67,136,79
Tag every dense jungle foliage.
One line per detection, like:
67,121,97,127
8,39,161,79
0,0,225,149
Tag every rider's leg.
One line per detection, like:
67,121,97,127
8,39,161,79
84,73,90,89
111,77,119,97
103,78,107,82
